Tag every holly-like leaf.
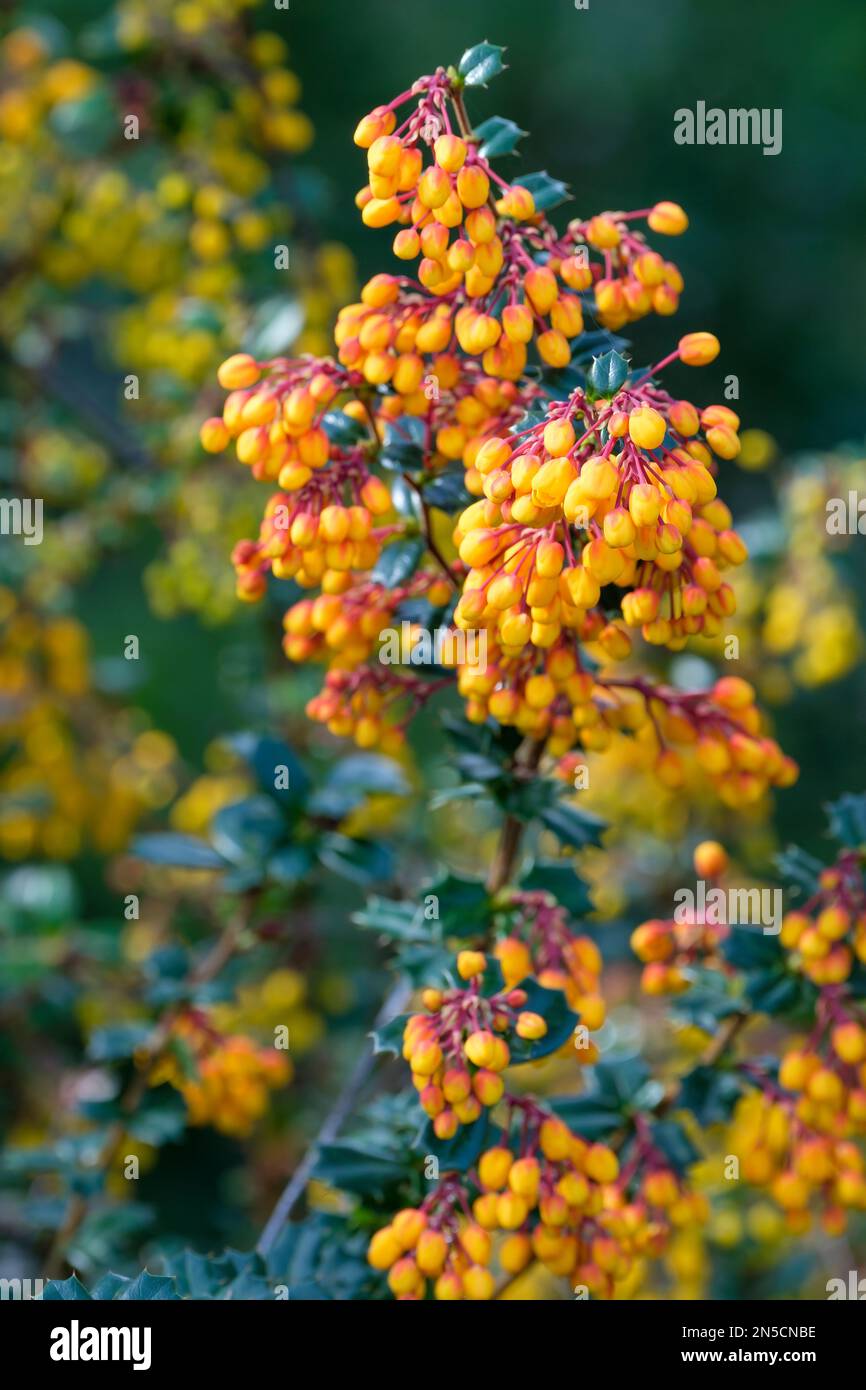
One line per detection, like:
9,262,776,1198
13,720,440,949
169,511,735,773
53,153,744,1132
210,797,286,868
507,978,578,1062
41,1275,92,1301
539,801,605,849
588,349,630,395
648,1119,700,1173
226,732,310,812
458,41,506,87
519,170,570,211
593,1056,651,1110
678,1065,744,1127
415,1112,492,1172
312,1142,408,1198
321,410,366,446
545,1096,622,1140
722,925,783,972
353,898,428,943
826,793,866,849
130,833,225,870
519,860,593,918
422,469,472,510
775,844,824,896
372,537,424,588
317,834,393,886
115,1271,179,1301
370,1012,411,1057
87,1022,151,1062
309,753,409,819
472,115,527,159
127,1088,187,1146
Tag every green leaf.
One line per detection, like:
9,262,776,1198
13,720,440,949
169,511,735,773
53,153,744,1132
267,844,314,886
649,1119,700,1173
130,833,225,871
371,536,424,588
539,801,605,849
458,41,506,87
379,439,424,473
115,1271,179,1301
370,1012,411,1057
313,1142,408,1197
41,1275,92,1301
127,1089,187,1146
353,897,428,943
227,732,310,812
309,753,409,818
519,170,570,211
722,925,783,972
393,941,454,986
87,1022,151,1062
593,1056,651,1109
472,115,527,159
321,410,366,446
243,297,304,358
678,1065,744,1127
317,833,393,886
210,797,286,867
546,1095,622,1139
415,1112,491,1172
519,860,593,917
826,793,866,849
422,469,472,510
90,1272,132,1299
507,977,578,1062
588,349,630,395
775,845,823,895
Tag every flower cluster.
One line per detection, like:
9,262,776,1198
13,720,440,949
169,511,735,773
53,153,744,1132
206,51,796,804
150,1010,290,1138
367,1099,707,1299
779,852,866,986
631,840,731,994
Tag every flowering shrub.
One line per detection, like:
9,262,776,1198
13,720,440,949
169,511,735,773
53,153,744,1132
6,36,864,1308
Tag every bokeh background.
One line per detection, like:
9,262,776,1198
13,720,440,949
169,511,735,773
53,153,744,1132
1,0,864,1295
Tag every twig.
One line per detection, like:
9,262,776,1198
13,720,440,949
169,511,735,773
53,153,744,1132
256,978,411,1256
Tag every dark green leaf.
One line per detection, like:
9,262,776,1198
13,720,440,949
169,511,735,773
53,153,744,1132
472,115,527,159
370,1012,411,1057
519,860,593,917
130,833,225,870
371,536,424,588
115,1271,179,1301
539,801,605,849
826,793,866,849
519,170,570,211
317,834,393,886
41,1275,92,1301
507,977,578,1062
458,41,506,87
415,1112,491,1172
775,845,824,895
226,732,310,811
313,1142,408,1197
588,349,630,395
722,925,783,972
210,797,286,867
546,1096,622,1139
678,1065,744,1127
649,1119,700,1173
87,1022,151,1062
321,410,366,446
